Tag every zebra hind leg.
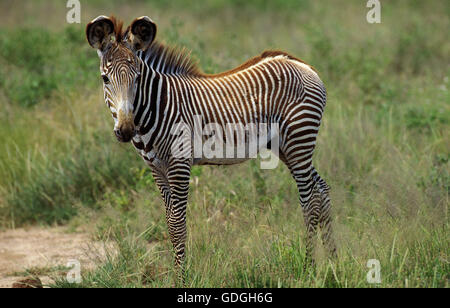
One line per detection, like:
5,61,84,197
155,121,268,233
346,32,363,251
302,181,321,266
312,168,337,259
282,156,321,266
283,158,336,266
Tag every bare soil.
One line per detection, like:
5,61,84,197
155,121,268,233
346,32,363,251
0,227,105,288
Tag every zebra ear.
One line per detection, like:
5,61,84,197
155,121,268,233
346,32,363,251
86,15,115,52
128,16,157,51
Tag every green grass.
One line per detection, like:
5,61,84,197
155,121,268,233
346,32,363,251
0,0,448,287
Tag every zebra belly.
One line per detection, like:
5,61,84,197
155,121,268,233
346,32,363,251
191,124,274,166
193,157,250,166
192,140,267,166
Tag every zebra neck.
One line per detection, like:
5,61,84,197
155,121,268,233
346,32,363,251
133,65,175,154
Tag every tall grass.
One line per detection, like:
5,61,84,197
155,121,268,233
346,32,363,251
0,0,448,287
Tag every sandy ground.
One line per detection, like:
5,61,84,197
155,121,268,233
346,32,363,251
0,227,106,288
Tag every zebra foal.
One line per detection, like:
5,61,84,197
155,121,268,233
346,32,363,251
86,15,337,283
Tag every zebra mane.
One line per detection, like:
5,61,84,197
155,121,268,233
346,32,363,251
139,41,202,76
139,43,316,77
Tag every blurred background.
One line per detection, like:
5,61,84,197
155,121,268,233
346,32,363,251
0,0,448,287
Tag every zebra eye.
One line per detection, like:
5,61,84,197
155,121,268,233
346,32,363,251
102,75,110,84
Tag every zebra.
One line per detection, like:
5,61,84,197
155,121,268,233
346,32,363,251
86,15,337,283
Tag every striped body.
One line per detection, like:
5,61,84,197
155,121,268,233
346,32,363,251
131,50,326,201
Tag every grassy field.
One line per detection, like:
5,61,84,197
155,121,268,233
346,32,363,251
0,0,448,287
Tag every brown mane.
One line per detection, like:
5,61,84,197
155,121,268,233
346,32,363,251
140,45,317,78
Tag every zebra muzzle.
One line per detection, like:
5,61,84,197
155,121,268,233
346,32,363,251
115,108,136,142
114,122,136,143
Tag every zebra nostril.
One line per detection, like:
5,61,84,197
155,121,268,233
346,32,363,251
114,129,122,139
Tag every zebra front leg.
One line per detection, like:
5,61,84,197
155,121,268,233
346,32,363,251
166,159,191,286
166,205,187,285
151,166,188,284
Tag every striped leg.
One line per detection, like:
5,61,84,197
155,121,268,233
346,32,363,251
283,155,320,264
280,137,336,263
166,159,191,285
301,180,321,265
312,169,337,258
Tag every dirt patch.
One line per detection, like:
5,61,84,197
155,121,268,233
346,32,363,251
0,227,106,288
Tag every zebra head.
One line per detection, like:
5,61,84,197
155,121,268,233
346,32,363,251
86,16,157,142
